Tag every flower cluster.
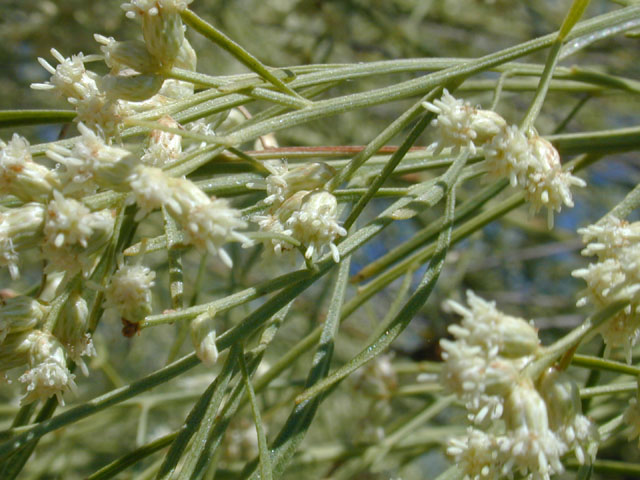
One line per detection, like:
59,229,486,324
423,90,585,228
128,165,249,267
572,216,640,363
252,161,346,263
0,296,82,405
441,291,598,480
0,0,257,404
32,0,197,136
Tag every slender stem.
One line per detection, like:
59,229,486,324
181,9,309,104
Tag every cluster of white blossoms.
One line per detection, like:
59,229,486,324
0,296,80,405
32,0,197,135
128,164,249,267
0,0,256,403
252,161,346,263
441,291,598,480
572,216,640,363
423,90,586,228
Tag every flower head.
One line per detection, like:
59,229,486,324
1,134,60,202
105,264,156,322
447,428,502,480
141,116,183,167
286,190,346,262
31,48,99,101
263,161,335,206
573,217,640,362
184,198,249,267
47,123,134,194
521,135,586,228
445,291,540,358
423,89,506,154
19,330,77,406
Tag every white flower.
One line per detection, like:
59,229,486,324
578,216,640,260
445,291,540,358
70,93,130,137
47,123,134,194
43,192,115,275
522,136,586,228
538,367,598,464
141,116,183,167
573,217,640,362
31,48,99,101
484,128,585,228
105,264,156,322
483,125,530,188
128,165,177,218
423,89,506,154
500,380,566,480
263,161,335,206
44,191,109,249
19,330,77,406
286,190,346,262
129,166,248,265
184,198,249,267
0,133,60,202
190,311,218,367
447,428,502,480
251,213,296,258
440,339,520,424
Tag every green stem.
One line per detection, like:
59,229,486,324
181,9,309,104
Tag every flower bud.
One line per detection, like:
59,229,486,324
0,203,45,279
54,291,95,375
94,35,161,74
191,311,218,367
142,10,185,66
0,296,47,343
102,73,164,102
0,331,33,371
